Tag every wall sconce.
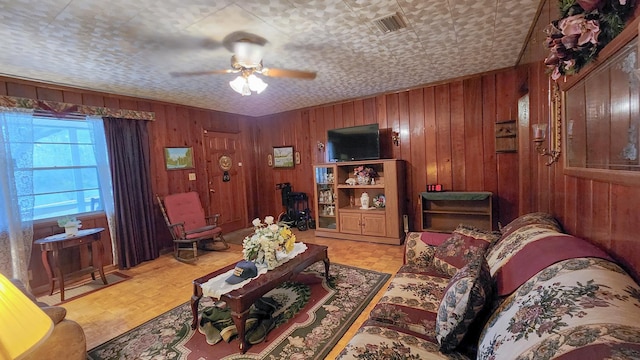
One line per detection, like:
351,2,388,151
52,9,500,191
533,123,561,165
532,83,562,166
392,131,400,146
317,141,325,151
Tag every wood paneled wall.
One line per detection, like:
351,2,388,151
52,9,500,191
251,71,523,232
519,1,640,281
0,77,259,290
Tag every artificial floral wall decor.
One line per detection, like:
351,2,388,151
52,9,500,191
544,0,635,80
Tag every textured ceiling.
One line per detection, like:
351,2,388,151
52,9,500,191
0,0,541,117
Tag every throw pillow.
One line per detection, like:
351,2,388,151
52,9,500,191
432,225,499,276
435,257,492,353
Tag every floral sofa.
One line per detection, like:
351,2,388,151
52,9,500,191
338,212,640,359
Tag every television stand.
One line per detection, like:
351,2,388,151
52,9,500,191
313,159,405,245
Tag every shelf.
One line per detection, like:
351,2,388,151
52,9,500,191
420,191,493,232
339,206,385,212
337,184,385,189
423,210,491,215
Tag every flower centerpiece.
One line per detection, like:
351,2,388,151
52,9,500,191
242,216,296,270
544,0,633,80
353,165,377,185
57,216,82,235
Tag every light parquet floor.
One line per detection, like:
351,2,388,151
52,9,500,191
59,230,405,359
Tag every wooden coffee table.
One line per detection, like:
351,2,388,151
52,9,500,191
191,243,330,353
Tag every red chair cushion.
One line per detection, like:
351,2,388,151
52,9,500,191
164,192,208,234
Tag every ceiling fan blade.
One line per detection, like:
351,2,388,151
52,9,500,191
170,69,237,77
261,67,316,79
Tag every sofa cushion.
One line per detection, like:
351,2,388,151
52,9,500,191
436,257,492,352
432,225,498,276
369,264,451,338
337,319,471,360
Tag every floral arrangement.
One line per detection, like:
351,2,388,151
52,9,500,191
57,216,81,228
544,0,634,80
353,166,377,179
242,216,296,270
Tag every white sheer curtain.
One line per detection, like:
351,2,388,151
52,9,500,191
0,108,34,283
86,116,117,264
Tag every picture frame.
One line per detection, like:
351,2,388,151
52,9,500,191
164,147,194,170
273,146,294,168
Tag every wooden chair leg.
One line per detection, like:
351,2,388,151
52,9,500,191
216,234,230,250
192,241,198,261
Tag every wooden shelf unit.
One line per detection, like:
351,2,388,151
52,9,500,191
313,159,405,245
420,191,493,233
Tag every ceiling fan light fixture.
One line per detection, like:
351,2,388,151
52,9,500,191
247,74,268,94
229,76,250,96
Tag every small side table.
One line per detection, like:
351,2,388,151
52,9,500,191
35,227,107,301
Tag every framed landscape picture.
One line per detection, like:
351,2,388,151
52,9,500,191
164,147,194,170
273,146,294,168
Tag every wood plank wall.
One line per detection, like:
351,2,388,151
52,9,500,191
520,0,640,280
0,77,258,290
252,72,522,232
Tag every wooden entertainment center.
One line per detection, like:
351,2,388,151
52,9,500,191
313,159,405,245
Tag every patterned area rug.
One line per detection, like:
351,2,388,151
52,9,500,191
88,263,390,360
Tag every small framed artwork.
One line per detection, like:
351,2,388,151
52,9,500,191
273,146,294,168
164,147,194,170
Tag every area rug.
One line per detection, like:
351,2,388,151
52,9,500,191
88,263,390,360
37,271,131,306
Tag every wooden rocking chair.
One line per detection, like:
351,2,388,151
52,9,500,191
156,192,229,262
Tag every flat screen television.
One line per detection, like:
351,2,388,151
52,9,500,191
327,124,380,162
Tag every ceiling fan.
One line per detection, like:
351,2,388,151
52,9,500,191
170,32,316,96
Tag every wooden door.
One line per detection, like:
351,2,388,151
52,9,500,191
204,131,247,232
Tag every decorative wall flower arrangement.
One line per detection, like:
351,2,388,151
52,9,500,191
544,0,634,80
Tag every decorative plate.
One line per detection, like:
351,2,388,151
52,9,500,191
373,194,385,208
218,155,232,171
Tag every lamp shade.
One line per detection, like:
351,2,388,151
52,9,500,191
0,274,53,360
247,74,268,94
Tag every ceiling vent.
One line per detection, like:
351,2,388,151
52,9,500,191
372,12,407,35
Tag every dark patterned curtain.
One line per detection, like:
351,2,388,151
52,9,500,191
103,117,158,268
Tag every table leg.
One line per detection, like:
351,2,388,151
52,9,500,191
51,249,65,301
323,257,331,283
92,239,108,284
41,250,54,296
191,285,203,330
230,309,249,354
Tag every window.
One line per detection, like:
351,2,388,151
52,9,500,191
14,116,107,220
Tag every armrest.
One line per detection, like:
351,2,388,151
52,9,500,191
23,319,87,360
168,222,186,238
206,214,220,226
41,306,67,324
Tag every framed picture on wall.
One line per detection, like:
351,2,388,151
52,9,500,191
164,147,194,170
273,146,294,168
